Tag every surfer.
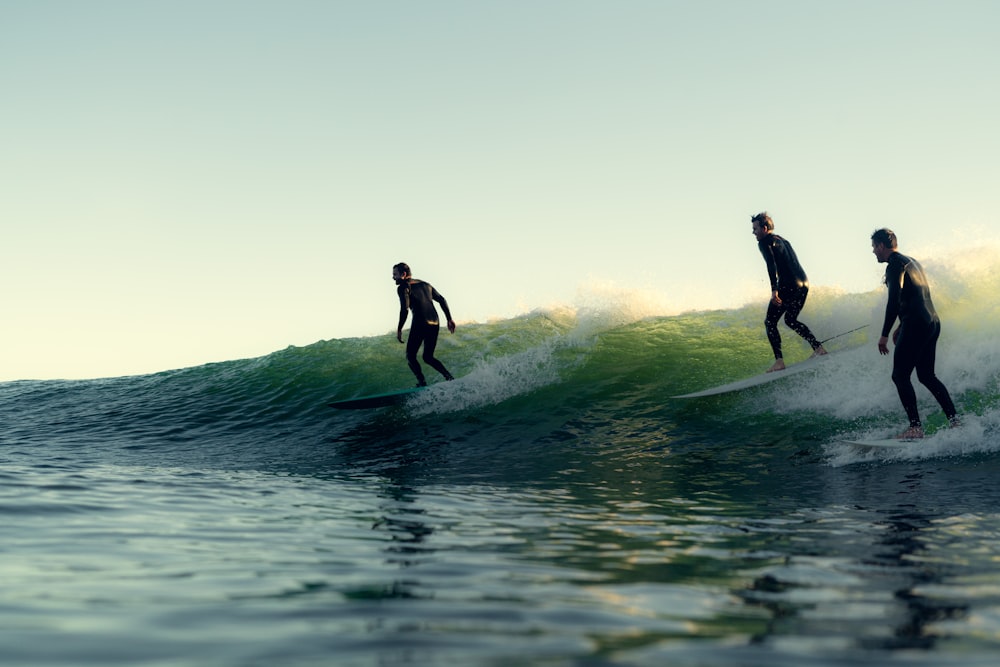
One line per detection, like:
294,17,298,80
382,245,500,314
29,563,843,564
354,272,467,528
871,228,958,439
751,212,827,372
393,262,456,387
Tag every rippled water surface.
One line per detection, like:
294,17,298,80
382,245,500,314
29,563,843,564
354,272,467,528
4,445,1000,666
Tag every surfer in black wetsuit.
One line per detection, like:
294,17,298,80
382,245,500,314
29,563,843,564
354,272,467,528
751,212,827,372
871,228,958,439
393,262,456,387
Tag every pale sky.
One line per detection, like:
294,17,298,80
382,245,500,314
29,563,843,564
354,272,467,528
2,0,998,381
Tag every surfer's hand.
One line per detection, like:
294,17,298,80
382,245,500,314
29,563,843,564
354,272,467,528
447,319,456,334
771,291,782,306
878,336,890,355
892,328,900,345
397,328,404,343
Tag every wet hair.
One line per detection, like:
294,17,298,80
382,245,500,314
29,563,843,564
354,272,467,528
750,211,773,231
870,228,898,249
393,262,411,276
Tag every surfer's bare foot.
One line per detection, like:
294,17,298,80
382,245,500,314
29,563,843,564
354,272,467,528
949,416,961,428
811,346,828,358
766,360,786,373
897,426,924,440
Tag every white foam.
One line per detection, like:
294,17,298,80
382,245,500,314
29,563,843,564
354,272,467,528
407,339,567,415
825,413,1000,467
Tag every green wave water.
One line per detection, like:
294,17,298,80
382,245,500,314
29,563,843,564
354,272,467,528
4,261,997,468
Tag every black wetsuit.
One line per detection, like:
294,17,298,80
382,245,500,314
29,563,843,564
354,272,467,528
881,252,956,428
398,279,454,386
757,234,822,360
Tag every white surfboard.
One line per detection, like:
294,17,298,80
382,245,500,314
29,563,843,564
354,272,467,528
840,438,917,450
673,354,830,399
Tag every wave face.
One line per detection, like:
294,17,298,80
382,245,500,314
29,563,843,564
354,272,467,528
4,254,999,474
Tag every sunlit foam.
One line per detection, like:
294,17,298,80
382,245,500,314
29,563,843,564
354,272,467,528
407,338,567,415
825,413,1000,467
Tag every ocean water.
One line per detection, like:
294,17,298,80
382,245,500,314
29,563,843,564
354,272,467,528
2,261,1000,666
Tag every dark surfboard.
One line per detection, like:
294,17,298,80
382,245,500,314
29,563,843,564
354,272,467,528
328,386,425,410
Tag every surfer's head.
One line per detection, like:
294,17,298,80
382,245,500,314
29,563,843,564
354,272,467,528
392,262,412,284
750,212,773,230
870,228,897,263
751,211,773,240
870,228,897,249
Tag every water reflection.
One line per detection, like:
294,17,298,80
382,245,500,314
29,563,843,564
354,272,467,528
867,505,968,649
738,467,972,656
373,483,435,571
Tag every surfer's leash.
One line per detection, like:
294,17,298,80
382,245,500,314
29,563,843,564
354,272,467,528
819,324,869,345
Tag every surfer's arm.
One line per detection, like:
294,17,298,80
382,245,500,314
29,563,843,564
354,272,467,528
877,327,900,356
396,287,410,342
880,263,903,338
758,242,780,295
432,289,456,333
877,263,903,354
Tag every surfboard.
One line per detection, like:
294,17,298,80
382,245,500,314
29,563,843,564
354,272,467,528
328,386,425,410
840,438,917,450
673,354,830,399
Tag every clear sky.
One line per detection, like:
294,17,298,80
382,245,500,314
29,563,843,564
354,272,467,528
2,0,998,381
